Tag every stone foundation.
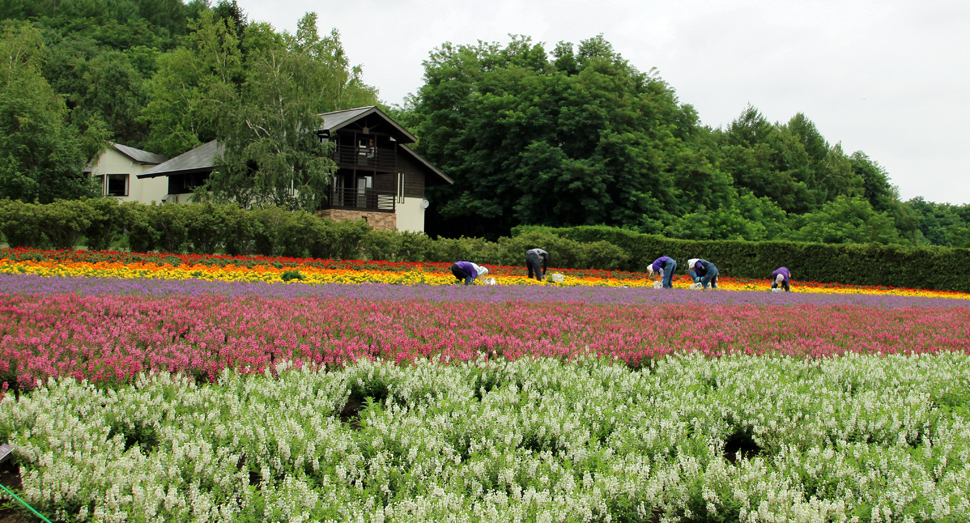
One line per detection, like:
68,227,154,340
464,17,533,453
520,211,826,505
317,209,397,231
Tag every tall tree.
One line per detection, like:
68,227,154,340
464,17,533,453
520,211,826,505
790,196,902,245
410,35,698,238
0,23,105,203
196,12,379,211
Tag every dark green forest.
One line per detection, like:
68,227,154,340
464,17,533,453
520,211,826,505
2,0,968,246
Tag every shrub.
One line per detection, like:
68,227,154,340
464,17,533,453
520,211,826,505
84,198,124,251
397,231,434,262
0,199,43,248
250,206,296,257
184,203,237,255
362,229,403,261
36,199,97,250
122,202,159,253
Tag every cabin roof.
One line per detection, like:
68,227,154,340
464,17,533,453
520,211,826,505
137,140,224,179
319,106,418,144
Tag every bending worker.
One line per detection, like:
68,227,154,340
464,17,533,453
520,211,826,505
525,248,549,281
687,258,719,290
771,267,791,292
647,256,677,289
451,261,488,286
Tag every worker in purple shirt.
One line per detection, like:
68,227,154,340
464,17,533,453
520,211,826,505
687,258,719,289
647,256,677,289
451,261,488,286
771,267,791,292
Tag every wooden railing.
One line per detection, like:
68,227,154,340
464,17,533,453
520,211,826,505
327,187,396,213
334,145,396,171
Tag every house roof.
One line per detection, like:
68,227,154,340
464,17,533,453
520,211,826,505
113,143,169,165
84,143,169,173
319,106,418,144
137,140,224,179
400,145,454,185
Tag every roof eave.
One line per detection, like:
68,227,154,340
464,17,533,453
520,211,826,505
322,106,419,144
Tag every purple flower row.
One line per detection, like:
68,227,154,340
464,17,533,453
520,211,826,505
2,274,969,309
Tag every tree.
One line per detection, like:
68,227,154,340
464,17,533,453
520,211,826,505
196,12,378,211
410,35,697,238
141,9,245,157
664,193,789,241
0,23,105,203
790,196,902,245
907,197,970,247
72,50,151,147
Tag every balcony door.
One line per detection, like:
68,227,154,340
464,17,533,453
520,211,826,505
356,175,372,208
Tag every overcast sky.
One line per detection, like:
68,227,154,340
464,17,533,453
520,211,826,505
240,0,970,205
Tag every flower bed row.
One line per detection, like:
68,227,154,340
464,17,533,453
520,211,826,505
2,356,968,522
2,289,969,389
4,248,970,298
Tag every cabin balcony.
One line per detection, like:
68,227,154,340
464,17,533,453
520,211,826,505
324,186,396,213
333,145,396,172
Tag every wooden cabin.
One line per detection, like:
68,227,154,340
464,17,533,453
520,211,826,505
137,106,452,233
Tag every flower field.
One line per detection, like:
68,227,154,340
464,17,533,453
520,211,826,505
3,247,970,298
1,248,970,522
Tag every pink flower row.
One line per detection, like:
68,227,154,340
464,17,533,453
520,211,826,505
2,293,969,387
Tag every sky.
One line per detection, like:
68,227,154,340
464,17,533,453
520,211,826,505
239,0,970,205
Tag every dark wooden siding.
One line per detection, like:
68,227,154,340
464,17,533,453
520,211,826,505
403,171,425,198
373,172,396,193
396,153,429,198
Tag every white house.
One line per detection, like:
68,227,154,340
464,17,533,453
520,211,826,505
86,143,170,204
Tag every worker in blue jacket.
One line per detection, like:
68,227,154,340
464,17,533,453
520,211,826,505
687,258,719,289
771,267,791,292
647,256,677,289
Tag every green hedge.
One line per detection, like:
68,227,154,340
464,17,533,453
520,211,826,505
513,224,970,292
4,199,968,292
0,200,631,270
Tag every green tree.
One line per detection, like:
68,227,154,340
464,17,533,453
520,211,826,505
907,197,970,247
196,12,378,211
790,196,902,245
664,193,790,241
410,35,696,238
0,23,105,203
141,9,245,157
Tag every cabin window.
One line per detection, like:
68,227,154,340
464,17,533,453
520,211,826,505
105,174,128,197
397,173,406,204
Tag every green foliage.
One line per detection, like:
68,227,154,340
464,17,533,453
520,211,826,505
279,269,304,282
522,223,970,292
907,197,970,248
0,23,105,203
310,218,371,260
0,198,43,247
150,11,379,212
122,202,159,253
361,229,403,261
37,199,98,249
83,198,125,250
141,9,245,157
790,196,902,245
664,194,791,242
410,35,689,238
249,206,300,257
4,199,970,292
